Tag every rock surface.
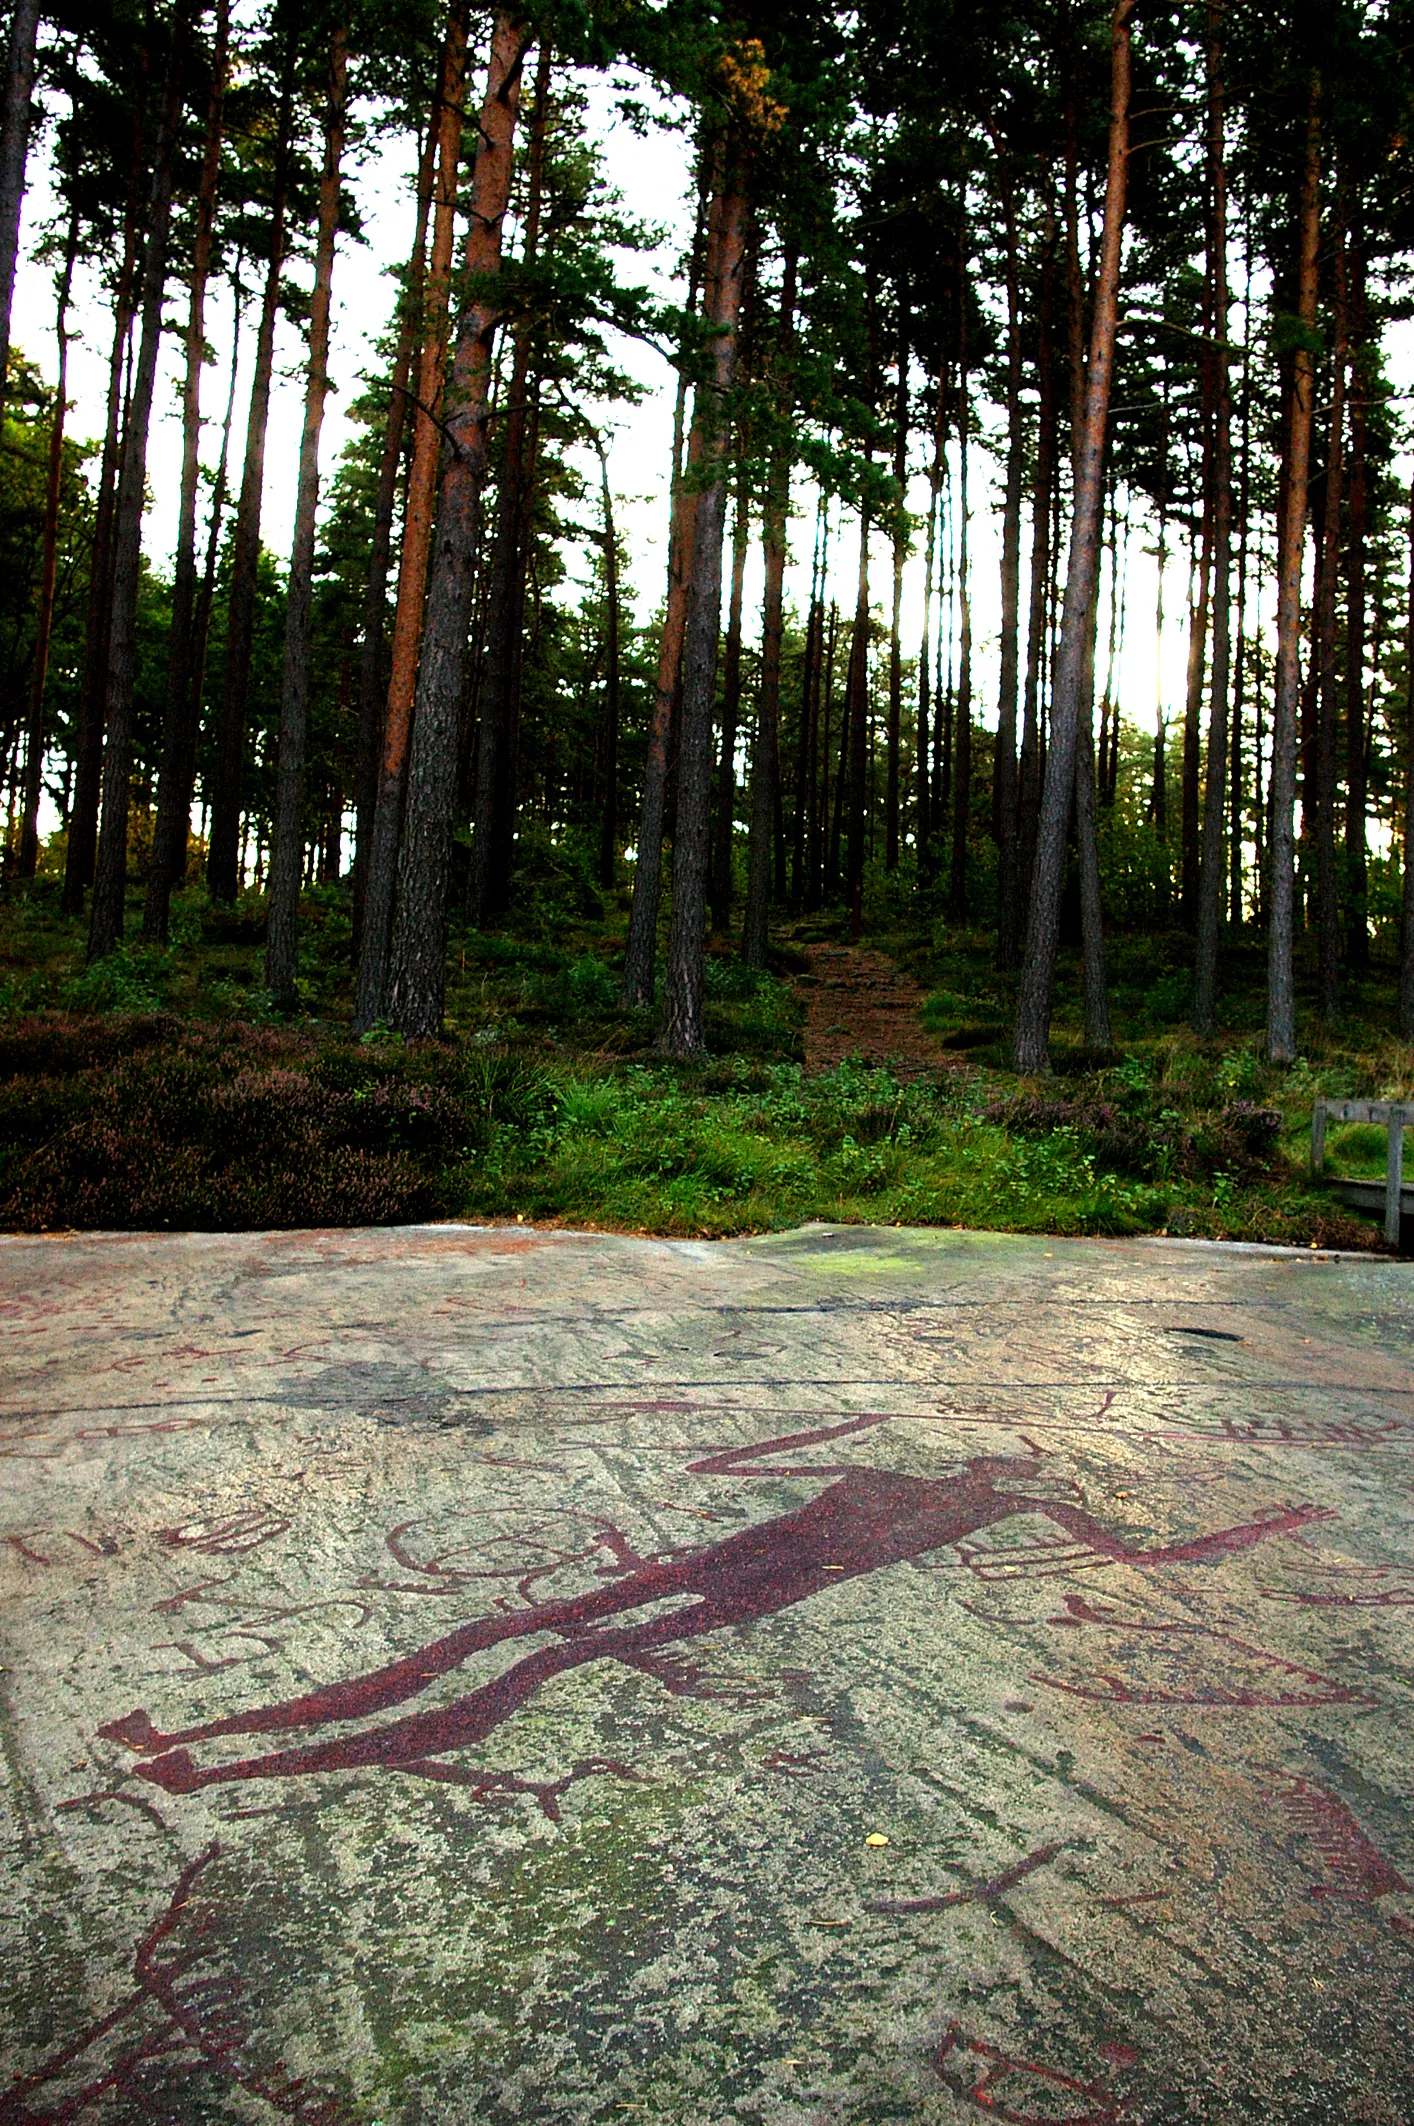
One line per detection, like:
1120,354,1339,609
2,1220,1413,2122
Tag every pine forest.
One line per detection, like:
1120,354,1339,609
1,0,1414,1248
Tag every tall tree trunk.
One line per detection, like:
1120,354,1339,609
1062,71,1086,476
937,458,953,829
350,95,439,957
189,264,243,805
1075,625,1112,1051
1098,487,1123,807
0,0,39,432
1180,531,1209,927
948,379,972,921
1149,369,1169,853
1012,0,1133,1074
1312,209,1347,1024
16,204,78,878
992,150,1024,948
385,13,531,1036
917,383,944,878
1014,212,1056,958
712,476,750,924
88,10,190,960
206,52,294,904
658,146,750,1059
622,471,698,1003
1193,0,1233,1029
1344,223,1370,973
1253,524,1267,925
743,247,795,966
791,494,824,908
62,97,146,918
1401,476,1414,1043
143,0,230,939
1267,76,1321,1066
809,600,837,911
843,508,869,935
1229,242,1253,928
468,34,550,929
265,23,348,1008
594,432,620,891
353,4,469,1026
830,580,853,902
620,156,712,1008
885,287,907,874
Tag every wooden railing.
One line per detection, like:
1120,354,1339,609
1311,1099,1414,1247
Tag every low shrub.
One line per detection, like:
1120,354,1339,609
985,1089,1285,1184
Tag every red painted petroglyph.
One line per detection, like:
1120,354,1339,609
1154,1416,1413,1448
1031,1593,1372,1709
934,2023,1136,2124
97,1424,1326,1796
159,1513,291,1555
872,1841,1066,1915
398,1755,642,1820
1273,1774,1409,1904
0,1845,348,2125
154,1629,287,1675
5,1534,51,1565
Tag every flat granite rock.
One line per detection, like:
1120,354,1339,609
2,1221,1412,2124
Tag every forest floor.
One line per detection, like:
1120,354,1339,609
0,867,1408,1250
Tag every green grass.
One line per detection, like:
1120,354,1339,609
0,869,1404,1250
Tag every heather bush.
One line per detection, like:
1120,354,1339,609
0,1021,459,1231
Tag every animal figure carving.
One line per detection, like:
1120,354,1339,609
101,1418,1327,1794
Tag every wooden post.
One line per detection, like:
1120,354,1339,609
1386,1112,1404,1249
1311,1099,1325,1177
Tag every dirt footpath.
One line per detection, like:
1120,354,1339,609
798,940,959,1077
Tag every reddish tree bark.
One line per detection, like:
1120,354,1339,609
386,12,531,1036
468,35,552,929
353,3,470,1027
349,95,439,956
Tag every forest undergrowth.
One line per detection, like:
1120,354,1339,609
0,869,1403,1251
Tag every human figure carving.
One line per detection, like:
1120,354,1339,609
101,1418,1328,1794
